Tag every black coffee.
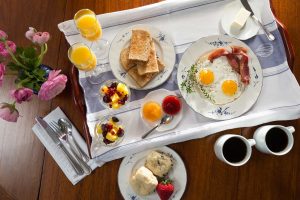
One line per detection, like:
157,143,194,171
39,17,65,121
222,137,247,163
265,128,288,153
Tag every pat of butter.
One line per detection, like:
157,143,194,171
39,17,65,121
230,7,251,35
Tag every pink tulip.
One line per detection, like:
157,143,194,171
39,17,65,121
25,27,36,41
32,32,50,45
38,70,67,101
0,41,16,57
10,88,33,104
0,103,19,122
0,30,7,40
0,63,5,87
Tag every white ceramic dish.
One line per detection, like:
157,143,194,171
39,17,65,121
140,89,183,132
220,1,262,40
177,35,263,120
118,146,187,200
109,24,176,90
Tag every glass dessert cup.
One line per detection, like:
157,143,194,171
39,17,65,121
99,79,131,110
94,116,125,147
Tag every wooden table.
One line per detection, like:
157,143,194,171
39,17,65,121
0,0,299,199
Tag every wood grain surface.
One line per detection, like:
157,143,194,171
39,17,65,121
0,0,299,200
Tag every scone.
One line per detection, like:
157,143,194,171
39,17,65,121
130,166,158,196
145,151,173,177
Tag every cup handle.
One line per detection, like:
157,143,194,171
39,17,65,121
248,139,256,146
287,126,295,134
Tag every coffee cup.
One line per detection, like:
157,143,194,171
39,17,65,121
253,125,294,156
214,134,256,166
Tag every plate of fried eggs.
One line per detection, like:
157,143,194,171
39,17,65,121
177,35,262,120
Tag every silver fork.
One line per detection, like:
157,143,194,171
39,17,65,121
49,122,92,175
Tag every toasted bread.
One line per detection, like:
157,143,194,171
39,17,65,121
157,58,165,72
137,41,159,75
127,66,156,88
120,47,135,71
129,29,152,62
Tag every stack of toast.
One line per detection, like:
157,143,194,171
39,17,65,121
120,29,165,88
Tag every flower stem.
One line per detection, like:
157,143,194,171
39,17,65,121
4,41,29,70
37,43,47,66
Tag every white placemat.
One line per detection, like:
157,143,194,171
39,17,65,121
57,0,300,164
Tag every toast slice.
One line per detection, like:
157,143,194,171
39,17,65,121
127,59,165,88
127,66,155,88
120,47,135,71
157,58,165,71
129,29,152,62
137,41,159,75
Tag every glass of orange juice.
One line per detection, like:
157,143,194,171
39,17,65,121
68,43,103,84
74,9,109,61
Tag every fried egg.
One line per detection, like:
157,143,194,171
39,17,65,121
195,56,244,105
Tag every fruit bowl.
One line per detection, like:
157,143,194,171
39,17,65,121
99,79,131,109
94,116,125,146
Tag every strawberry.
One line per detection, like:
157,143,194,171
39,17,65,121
156,179,174,200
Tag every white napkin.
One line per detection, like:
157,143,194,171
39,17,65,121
32,107,102,185
57,0,300,162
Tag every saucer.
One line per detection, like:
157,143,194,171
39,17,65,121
220,1,262,40
140,89,183,132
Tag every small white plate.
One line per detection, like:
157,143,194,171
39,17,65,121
109,24,176,90
140,89,183,132
220,1,262,40
177,35,263,120
118,146,187,200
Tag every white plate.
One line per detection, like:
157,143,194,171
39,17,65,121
177,35,263,120
140,89,183,132
118,146,187,200
220,1,262,40
109,24,176,90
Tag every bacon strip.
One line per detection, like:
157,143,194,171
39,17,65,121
208,48,229,63
231,46,248,54
240,54,250,85
226,54,240,73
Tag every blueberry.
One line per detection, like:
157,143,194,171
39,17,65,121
117,128,124,137
103,95,111,103
111,82,118,88
112,117,119,122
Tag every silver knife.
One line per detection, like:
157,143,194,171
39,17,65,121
35,117,84,176
240,0,275,41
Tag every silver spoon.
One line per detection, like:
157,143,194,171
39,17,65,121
141,115,173,139
58,118,90,163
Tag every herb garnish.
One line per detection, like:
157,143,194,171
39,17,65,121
180,64,198,93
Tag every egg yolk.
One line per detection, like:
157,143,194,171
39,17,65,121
142,101,163,122
222,80,238,96
199,69,214,85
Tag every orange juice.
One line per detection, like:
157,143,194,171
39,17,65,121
142,101,163,122
74,9,102,41
68,43,96,71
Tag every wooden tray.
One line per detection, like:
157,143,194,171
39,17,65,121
70,5,295,159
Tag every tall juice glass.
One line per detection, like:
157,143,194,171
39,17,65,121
74,9,109,60
68,43,101,84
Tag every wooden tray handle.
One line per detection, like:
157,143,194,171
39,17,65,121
70,66,92,158
271,0,295,68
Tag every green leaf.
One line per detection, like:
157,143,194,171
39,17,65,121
7,62,20,71
23,47,36,58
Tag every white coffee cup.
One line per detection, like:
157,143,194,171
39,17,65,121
214,134,256,166
253,125,295,156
